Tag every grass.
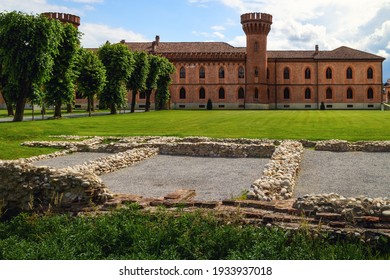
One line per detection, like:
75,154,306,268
0,207,389,260
0,110,390,159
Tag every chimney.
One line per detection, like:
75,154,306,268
120,39,125,44
155,35,160,46
315,44,319,54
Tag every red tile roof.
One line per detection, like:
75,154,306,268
124,41,384,61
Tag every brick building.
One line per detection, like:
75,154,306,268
125,12,386,110
0,12,386,110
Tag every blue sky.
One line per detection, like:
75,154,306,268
1,0,390,80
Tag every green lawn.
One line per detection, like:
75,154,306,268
1,110,390,159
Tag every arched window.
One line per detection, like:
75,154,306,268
238,67,245,79
346,67,353,79
254,67,259,77
367,67,373,79
283,67,290,79
305,88,311,99
326,67,332,79
139,91,146,99
326,88,333,99
254,88,259,99
199,87,206,99
180,67,186,79
347,88,353,99
305,68,311,79
284,88,290,99
367,88,374,99
219,67,225,79
199,67,205,79
179,87,186,99
238,87,245,99
254,41,259,52
219,87,225,99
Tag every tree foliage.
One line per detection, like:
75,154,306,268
0,11,63,121
155,57,175,110
98,42,134,114
76,48,106,117
44,23,81,118
127,52,149,113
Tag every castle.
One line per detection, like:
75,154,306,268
0,12,386,111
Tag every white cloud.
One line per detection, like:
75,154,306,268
69,0,103,3
80,23,147,48
377,50,389,59
213,31,225,39
211,25,225,31
0,0,79,15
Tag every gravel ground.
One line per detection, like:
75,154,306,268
100,155,268,200
295,150,390,198
32,152,112,169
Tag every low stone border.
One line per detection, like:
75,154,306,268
249,141,304,201
315,139,390,152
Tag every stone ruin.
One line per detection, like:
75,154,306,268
1,136,390,240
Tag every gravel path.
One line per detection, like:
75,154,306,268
32,152,112,169
100,155,268,200
295,150,390,198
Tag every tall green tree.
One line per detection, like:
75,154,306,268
155,57,175,110
44,23,80,118
0,11,62,121
127,51,149,113
76,48,106,117
98,42,134,114
143,55,161,112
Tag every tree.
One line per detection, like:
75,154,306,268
155,57,175,110
0,64,14,116
127,52,149,113
76,48,106,117
44,23,80,118
0,11,62,121
143,55,161,112
98,42,134,114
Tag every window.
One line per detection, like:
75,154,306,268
219,67,225,79
238,87,245,99
267,68,270,79
305,88,311,99
199,67,205,79
238,67,245,79
367,88,374,99
347,88,353,99
326,88,333,99
284,88,290,99
254,67,259,77
254,41,259,52
254,88,259,99
199,87,206,99
346,67,353,79
219,87,225,99
179,88,186,99
326,67,332,79
283,67,290,79
367,67,373,79
305,68,311,79
139,91,146,99
180,67,186,79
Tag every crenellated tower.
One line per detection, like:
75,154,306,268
241,13,272,108
42,12,80,28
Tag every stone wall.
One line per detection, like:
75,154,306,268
0,161,112,215
248,141,303,201
315,139,390,152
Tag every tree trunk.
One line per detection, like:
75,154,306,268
54,100,62,118
88,96,92,117
130,91,137,113
110,103,117,114
13,97,27,122
91,98,95,111
1,92,14,116
145,90,152,112
67,104,73,113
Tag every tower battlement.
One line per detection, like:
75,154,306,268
241,12,272,35
42,12,80,28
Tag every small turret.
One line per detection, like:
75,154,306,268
42,12,80,28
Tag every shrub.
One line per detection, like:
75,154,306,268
207,99,213,110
